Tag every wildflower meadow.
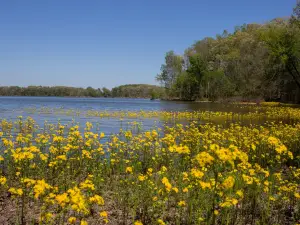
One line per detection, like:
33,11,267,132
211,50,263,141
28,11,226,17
0,105,299,225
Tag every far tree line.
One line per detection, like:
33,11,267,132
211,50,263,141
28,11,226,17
156,3,300,103
0,84,165,99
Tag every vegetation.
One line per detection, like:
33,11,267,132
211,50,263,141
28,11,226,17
0,84,164,99
0,105,299,224
1,4,300,225
111,84,165,99
156,3,300,103
22,103,300,123
0,86,111,98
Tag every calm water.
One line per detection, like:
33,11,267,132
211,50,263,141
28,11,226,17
0,97,254,134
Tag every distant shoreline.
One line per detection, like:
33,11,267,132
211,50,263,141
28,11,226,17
0,95,157,100
0,84,164,99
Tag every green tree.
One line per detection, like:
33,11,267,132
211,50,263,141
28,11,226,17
102,87,111,97
260,22,300,89
186,54,207,99
156,51,183,94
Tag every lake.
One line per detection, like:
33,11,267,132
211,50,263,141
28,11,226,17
0,96,257,135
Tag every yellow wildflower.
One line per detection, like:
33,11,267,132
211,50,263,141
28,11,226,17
33,179,52,199
222,176,235,189
183,187,189,193
172,187,179,193
0,176,6,185
100,211,108,218
242,174,253,185
157,219,166,225
80,179,95,190
89,194,105,205
9,187,23,196
191,168,204,178
236,190,243,198
138,174,146,181
161,177,172,192
68,217,77,224
178,200,186,207
126,166,133,174
55,193,69,207
195,151,214,167
80,220,88,225
100,132,105,138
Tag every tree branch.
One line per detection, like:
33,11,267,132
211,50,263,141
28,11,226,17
286,65,300,89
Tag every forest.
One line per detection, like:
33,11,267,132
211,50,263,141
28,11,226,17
111,84,164,99
0,84,164,99
156,3,300,103
0,86,112,97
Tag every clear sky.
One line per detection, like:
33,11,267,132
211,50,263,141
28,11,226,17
0,0,296,89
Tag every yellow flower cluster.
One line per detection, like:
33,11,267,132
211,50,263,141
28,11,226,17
0,112,298,224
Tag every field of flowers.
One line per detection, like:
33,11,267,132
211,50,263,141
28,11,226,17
0,106,299,225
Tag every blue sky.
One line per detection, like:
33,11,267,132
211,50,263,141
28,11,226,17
0,0,296,89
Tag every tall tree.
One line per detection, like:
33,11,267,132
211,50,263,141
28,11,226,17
156,51,183,92
260,22,300,89
186,53,207,99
